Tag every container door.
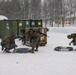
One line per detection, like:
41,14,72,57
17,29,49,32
17,20,25,37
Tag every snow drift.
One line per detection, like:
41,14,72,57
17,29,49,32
0,15,8,20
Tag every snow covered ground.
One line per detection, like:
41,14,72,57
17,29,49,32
0,27,76,75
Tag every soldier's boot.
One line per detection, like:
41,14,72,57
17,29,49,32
35,46,38,51
30,47,34,53
4,48,10,53
2,47,4,50
35,48,38,51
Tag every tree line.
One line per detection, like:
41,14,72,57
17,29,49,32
0,0,76,26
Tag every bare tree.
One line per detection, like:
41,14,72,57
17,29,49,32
43,0,62,27
0,0,21,19
42,0,49,26
29,0,42,19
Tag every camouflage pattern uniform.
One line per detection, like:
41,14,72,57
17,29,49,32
69,38,76,46
1,33,17,52
26,28,41,53
67,33,76,46
20,29,26,45
10,33,17,51
2,35,11,52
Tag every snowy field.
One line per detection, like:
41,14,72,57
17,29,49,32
0,27,76,75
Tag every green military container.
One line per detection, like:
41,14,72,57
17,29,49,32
25,20,30,28
0,20,18,37
30,20,37,27
0,20,27,37
9,20,17,37
0,19,42,38
36,20,42,27
16,20,26,37
0,20,10,37
30,20,42,27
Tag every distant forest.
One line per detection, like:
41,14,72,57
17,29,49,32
0,0,76,25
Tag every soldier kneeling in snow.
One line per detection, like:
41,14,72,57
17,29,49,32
1,33,17,53
67,33,76,46
69,38,76,46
